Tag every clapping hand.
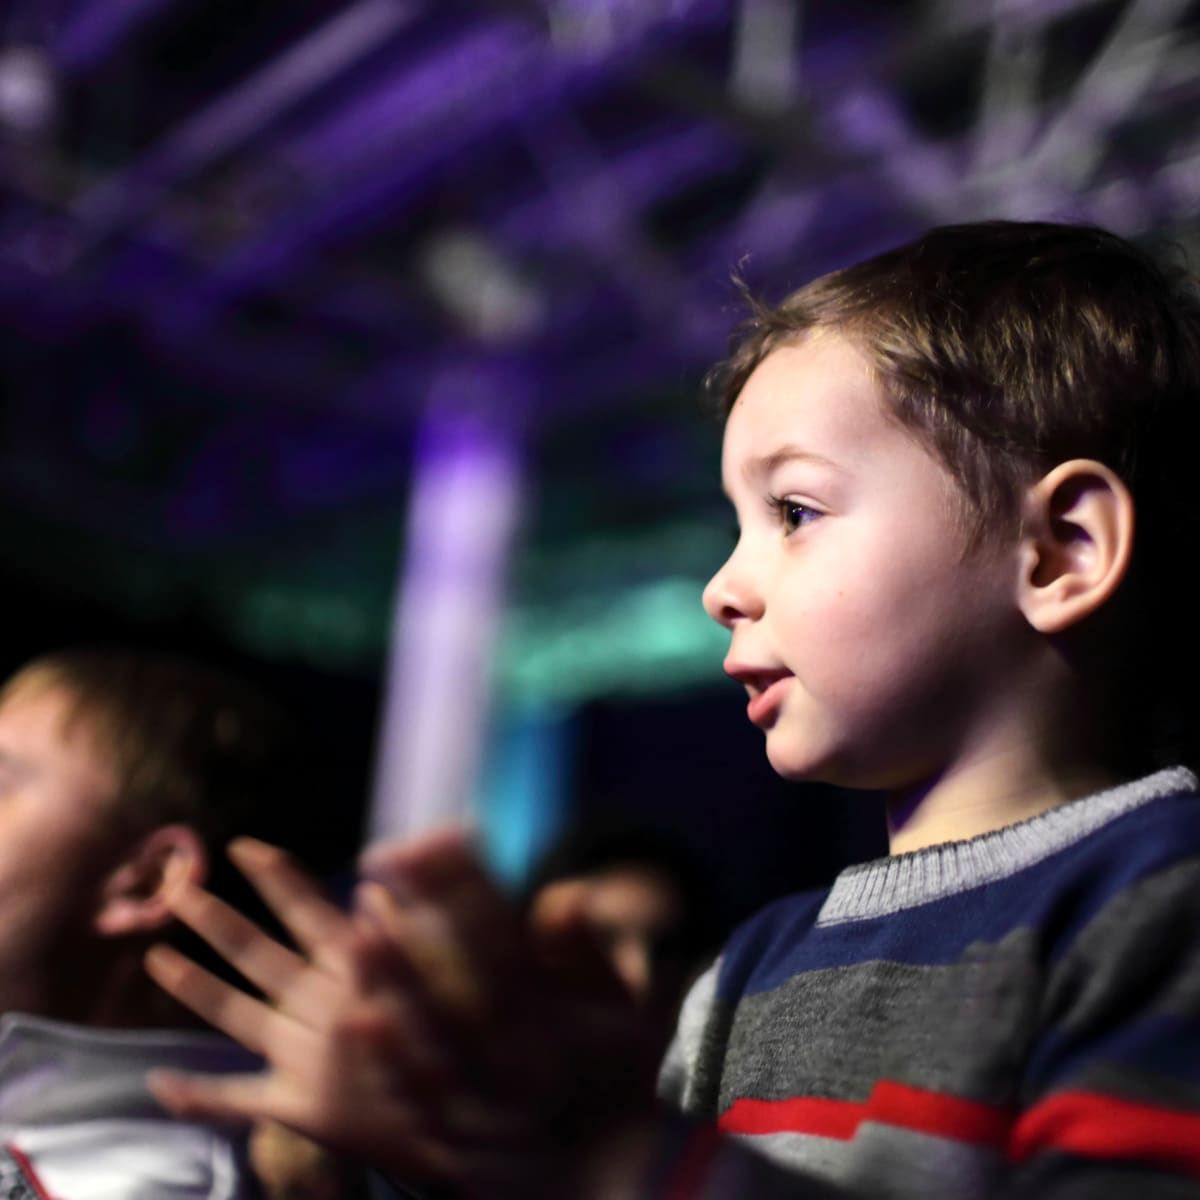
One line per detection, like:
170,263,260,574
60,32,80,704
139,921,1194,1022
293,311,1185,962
145,832,660,1194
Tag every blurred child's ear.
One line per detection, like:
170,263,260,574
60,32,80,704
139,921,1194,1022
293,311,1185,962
1016,459,1134,635
93,824,208,937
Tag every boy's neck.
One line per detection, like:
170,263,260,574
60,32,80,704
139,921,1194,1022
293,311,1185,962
885,744,1124,856
882,651,1133,855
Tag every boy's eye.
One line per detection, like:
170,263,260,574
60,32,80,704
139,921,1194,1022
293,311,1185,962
772,496,820,533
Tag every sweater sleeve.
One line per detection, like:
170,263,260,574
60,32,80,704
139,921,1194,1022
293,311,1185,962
1002,854,1200,1196
657,959,721,1116
652,957,853,1198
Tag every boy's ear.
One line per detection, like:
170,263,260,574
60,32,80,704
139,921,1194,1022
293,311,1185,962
93,824,208,938
1016,458,1135,635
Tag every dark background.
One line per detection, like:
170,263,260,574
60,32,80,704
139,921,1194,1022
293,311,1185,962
1,0,1194,932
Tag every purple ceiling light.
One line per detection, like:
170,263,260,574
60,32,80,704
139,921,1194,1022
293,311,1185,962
0,44,57,136
56,0,174,74
369,374,527,838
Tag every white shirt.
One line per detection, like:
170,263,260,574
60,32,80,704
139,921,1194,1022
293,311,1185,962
0,1013,258,1199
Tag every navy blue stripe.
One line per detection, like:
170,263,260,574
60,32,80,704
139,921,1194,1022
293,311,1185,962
1025,1011,1200,1093
718,793,1200,999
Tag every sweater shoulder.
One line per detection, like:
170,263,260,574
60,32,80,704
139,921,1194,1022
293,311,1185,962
1000,788,1200,954
714,886,830,1004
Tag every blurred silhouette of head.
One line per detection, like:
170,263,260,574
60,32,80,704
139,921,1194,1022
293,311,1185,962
525,821,718,1029
0,648,300,1026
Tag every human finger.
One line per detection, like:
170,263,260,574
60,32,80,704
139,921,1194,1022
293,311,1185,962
226,838,353,968
357,827,479,892
163,878,336,1024
382,836,495,906
149,1068,382,1147
148,1068,279,1128
352,879,409,943
151,1062,459,1184
336,974,456,1099
362,829,527,973
145,943,306,1064
368,838,527,975
352,880,497,1025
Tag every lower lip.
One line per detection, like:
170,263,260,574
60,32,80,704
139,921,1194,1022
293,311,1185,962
747,677,792,727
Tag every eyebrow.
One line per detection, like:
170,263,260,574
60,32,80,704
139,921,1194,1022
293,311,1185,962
743,444,844,482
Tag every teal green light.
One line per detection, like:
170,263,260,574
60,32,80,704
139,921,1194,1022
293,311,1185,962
496,575,726,703
70,515,732,703
215,571,725,702
221,584,382,667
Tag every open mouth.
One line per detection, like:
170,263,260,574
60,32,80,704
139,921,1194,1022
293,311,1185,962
746,674,792,727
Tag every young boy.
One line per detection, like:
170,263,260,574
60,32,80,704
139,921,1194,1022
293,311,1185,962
145,221,1200,1198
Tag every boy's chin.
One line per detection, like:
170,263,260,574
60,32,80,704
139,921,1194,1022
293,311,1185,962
764,735,877,791
764,736,836,785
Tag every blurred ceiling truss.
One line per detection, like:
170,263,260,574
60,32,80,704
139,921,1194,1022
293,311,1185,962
0,0,1197,548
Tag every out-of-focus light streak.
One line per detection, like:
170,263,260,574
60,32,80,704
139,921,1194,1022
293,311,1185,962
420,229,545,342
283,22,536,184
731,0,801,113
0,44,56,135
57,0,174,73
970,0,1045,175
1025,0,1192,191
477,706,573,886
368,391,524,840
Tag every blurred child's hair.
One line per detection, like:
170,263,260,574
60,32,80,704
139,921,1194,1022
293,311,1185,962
0,648,296,854
710,221,1200,769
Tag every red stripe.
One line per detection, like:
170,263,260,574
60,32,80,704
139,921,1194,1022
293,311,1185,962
3,1145,56,1200
1011,1090,1200,1176
719,1080,1010,1147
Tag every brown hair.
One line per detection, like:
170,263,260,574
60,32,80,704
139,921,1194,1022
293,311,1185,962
0,648,296,853
711,221,1200,768
711,221,1200,547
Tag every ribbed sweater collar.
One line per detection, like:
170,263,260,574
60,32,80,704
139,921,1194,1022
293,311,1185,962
817,766,1197,927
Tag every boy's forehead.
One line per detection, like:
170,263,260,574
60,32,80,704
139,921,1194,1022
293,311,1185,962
724,334,888,462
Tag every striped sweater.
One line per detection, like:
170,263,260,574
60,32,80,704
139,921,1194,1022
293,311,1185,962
656,767,1200,1198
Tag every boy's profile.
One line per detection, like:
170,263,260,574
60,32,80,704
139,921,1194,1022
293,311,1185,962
143,221,1200,1198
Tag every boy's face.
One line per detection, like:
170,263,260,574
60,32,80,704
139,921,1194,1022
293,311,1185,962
703,332,1028,791
0,683,124,1017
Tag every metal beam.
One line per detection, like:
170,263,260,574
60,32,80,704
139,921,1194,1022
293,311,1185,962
71,0,421,244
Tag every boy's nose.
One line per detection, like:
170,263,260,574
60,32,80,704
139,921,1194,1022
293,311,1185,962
702,556,763,627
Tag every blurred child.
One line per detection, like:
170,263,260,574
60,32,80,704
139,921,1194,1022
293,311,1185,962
144,222,1200,1198
526,820,719,1045
0,648,283,1197
0,648,366,1200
